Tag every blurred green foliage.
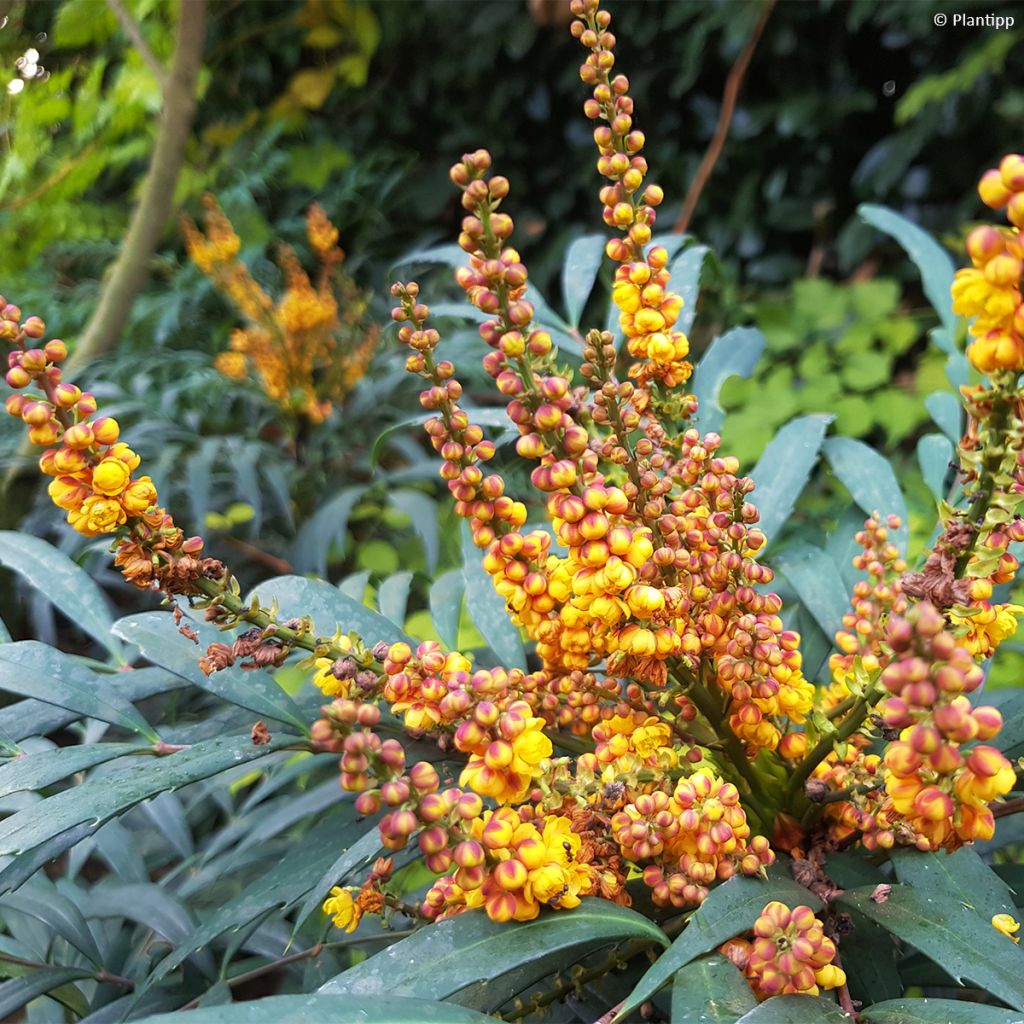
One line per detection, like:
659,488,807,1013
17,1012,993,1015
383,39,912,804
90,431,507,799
720,277,944,465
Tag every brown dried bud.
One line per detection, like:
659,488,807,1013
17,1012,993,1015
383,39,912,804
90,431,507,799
251,721,271,746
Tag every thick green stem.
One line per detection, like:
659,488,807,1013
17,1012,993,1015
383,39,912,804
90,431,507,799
784,692,876,808
955,389,1013,576
677,668,773,826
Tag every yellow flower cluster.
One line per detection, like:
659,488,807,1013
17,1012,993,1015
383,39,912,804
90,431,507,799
721,902,846,1000
953,155,1024,374
2,303,210,592
184,196,378,422
4,318,158,536
611,770,774,908
422,809,595,922
571,0,689,388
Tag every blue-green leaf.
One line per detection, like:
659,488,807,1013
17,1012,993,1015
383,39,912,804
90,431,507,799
750,415,832,543
338,570,371,601
460,524,526,669
736,996,850,1022
0,742,146,798
0,532,124,662
917,433,954,502
131,995,498,1024
377,571,414,627
692,326,766,437
615,876,823,1022
2,883,103,966
924,391,962,445
822,437,908,553
292,824,382,934
0,643,159,743
562,233,606,327
838,883,1024,1010
0,967,94,1020
250,574,409,647
670,954,757,1023
858,203,957,336
772,543,848,642
429,570,465,651
322,899,667,1012
861,998,1022,1024
0,734,297,858
291,486,366,577
669,244,710,335
112,613,309,734
389,489,439,572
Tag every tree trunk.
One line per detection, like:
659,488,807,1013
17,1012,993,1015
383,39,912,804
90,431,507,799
63,0,207,379
1,0,206,520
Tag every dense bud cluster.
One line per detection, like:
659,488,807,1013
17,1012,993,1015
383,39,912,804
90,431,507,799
569,0,689,389
954,156,1024,373
184,196,378,422
422,808,597,922
5,5,1024,1003
611,771,774,908
878,602,1013,849
722,902,846,1000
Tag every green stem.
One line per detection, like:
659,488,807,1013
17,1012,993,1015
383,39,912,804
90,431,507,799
955,389,1013,576
784,692,876,808
677,667,773,826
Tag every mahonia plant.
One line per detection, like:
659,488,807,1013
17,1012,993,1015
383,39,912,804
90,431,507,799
183,196,379,424
3,0,1024,1012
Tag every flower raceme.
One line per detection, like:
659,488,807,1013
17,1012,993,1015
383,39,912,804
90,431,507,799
184,196,378,423
954,155,1024,374
2,304,217,595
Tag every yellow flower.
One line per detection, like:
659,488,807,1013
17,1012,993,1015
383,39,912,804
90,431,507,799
91,456,131,496
312,657,350,698
121,476,159,516
993,913,1021,943
214,351,248,379
951,602,1024,659
323,886,361,933
68,495,127,536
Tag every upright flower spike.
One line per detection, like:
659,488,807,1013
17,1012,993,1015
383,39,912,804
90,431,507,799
954,156,1024,375
185,195,379,423
571,0,690,391
1,302,216,593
